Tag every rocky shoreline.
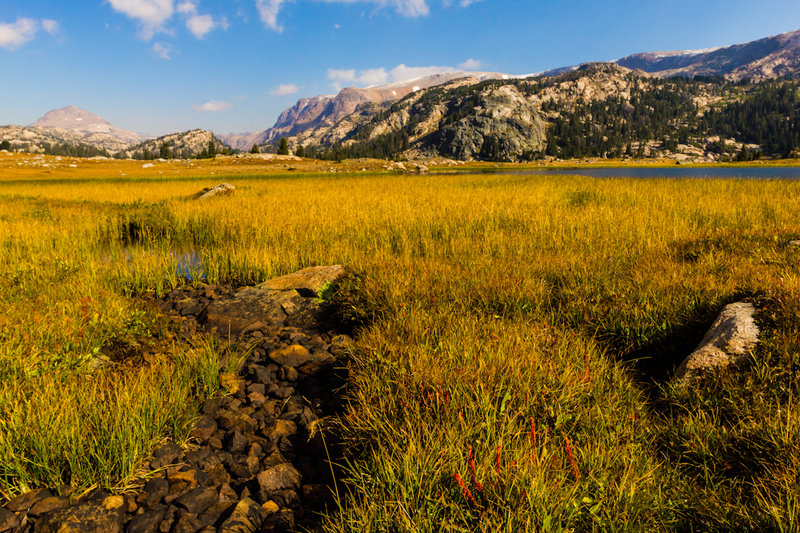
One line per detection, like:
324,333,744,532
1,266,350,533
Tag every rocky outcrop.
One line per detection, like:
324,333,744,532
675,302,760,382
119,129,226,160
432,85,546,161
2,266,352,533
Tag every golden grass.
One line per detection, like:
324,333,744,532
1,154,799,529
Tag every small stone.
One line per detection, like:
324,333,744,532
174,487,217,515
153,442,182,462
790,240,800,247
126,508,165,533
171,512,203,533
257,463,301,493
261,501,279,515
168,469,199,488
280,367,299,382
269,344,311,367
217,498,265,533
225,431,248,454
246,382,266,396
144,478,170,507
124,493,138,513
247,391,267,407
190,415,218,441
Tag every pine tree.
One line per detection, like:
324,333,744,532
277,137,289,155
295,144,305,157
250,143,260,154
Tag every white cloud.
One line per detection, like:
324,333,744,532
257,0,478,32
390,63,452,81
457,58,483,70
358,67,389,85
186,13,215,38
327,63,461,90
176,1,195,14
0,18,39,50
192,100,233,112
152,41,171,59
271,84,299,95
41,19,59,36
108,0,225,40
255,0,288,32
106,0,174,39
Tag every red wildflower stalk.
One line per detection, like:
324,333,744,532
564,437,580,481
530,418,537,449
454,472,478,507
468,446,483,491
494,444,504,483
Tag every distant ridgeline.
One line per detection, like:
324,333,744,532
295,66,800,162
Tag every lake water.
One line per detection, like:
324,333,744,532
447,166,800,180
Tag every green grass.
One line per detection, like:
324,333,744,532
0,167,799,530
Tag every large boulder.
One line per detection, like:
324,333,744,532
675,302,760,382
204,265,345,334
34,495,124,533
194,183,235,200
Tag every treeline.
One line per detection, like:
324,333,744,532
116,140,237,160
546,77,800,159
302,130,410,161
701,82,800,156
39,142,111,158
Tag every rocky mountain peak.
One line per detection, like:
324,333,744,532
28,105,143,146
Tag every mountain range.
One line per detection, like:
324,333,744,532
1,28,799,161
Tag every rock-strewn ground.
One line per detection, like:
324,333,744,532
1,267,350,533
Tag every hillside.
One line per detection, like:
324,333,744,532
221,72,512,151
287,63,800,162
117,129,228,160
616,29,800,81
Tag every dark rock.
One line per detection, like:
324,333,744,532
246,382,266,396
0,508,18,532
197,502,235,528
270,489,299,508
153,442,182,462
279,366,299,382
171,512,203,533
126,507,165,533
27,496,67,518
302,484,332,508
190,416,217,441
217,498,265,533
144,478,170,507
257,463,301,493
6,489,52,512
261,509,295,533
33,495,124,533
183,446,212,466
224,431,248,454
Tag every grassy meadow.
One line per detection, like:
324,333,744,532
1,152,799,530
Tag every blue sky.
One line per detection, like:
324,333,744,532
2,0,799,136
